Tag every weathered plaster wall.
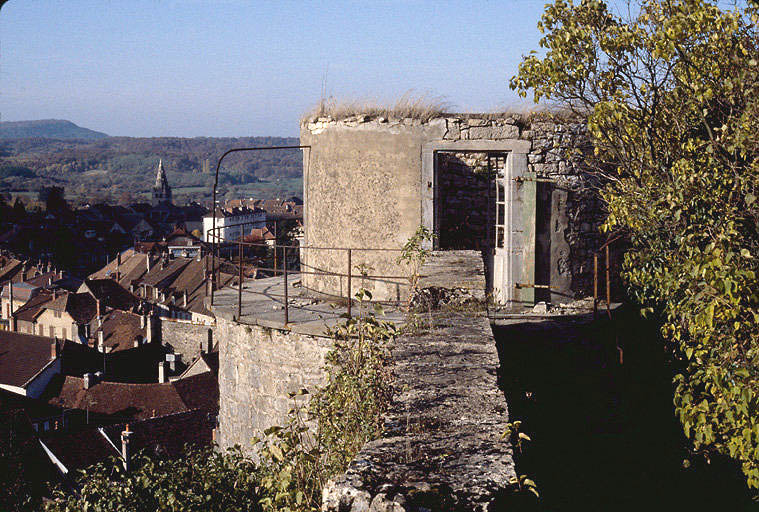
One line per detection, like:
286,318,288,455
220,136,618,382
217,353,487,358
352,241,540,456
300,119,447,301
216,317,332,452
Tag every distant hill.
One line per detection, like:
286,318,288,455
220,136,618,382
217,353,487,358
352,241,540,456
0,135,302,203
0,119,109,140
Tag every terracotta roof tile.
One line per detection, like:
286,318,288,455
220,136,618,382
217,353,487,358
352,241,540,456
95,310,147,352
89,249,148,289
140,258,191,287
13,289,54,322
0,331,57,388
172,371,218,413
46,292,97,324
42,375,187,422
81,279,137,311
41,370,218,423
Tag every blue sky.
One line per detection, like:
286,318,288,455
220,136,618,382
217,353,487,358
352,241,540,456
1,1,551,137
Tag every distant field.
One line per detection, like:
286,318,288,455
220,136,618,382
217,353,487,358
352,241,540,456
173,186,209,194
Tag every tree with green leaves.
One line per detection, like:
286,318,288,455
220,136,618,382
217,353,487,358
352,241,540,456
45,447,261,512
512,0,759,488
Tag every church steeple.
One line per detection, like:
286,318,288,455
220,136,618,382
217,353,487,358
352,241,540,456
152,159,172,206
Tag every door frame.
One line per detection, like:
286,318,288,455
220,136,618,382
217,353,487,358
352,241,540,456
421,139,532,304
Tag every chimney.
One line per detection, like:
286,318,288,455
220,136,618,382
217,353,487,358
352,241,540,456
206,272,213,296
140,315,146,329
130,283,135,294
117,251,122,266
46,261,52,273
50,340,58,361
121,425,132,472
133,336,140,348
47,277,52,286
158,361,166,383
206,328,213,354
58,270,63,280
94,370,103,383
96,299,102,326
183,290,188,307
97,330,104,352
166,354,175,372
146,316,154,343
52,288,57,300
146,254,151,272
83,372,94,389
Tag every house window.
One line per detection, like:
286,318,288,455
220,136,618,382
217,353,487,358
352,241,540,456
62,328,67,339
43,421,49,431
49,326,55,337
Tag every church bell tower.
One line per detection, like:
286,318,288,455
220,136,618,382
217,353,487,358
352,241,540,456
152,159,172,206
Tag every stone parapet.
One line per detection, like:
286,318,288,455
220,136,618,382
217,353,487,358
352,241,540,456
322,311,514,511
216,316,332,452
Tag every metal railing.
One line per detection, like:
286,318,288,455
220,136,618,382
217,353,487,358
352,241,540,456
593,234,624,321
205,222,406,326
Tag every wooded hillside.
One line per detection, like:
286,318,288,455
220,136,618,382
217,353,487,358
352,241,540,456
0,135,302,204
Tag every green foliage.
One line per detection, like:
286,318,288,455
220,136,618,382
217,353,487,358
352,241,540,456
45,446,261,512
254,289,396,512
502,420,532,455
0,411,47,512
0,163,35,179
396,225,435,310
508,474,540,499
513,0,759,488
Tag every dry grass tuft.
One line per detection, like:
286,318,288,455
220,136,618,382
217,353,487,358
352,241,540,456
303,92,451,123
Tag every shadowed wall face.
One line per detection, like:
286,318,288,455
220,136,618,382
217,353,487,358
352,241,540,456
437,151,495,251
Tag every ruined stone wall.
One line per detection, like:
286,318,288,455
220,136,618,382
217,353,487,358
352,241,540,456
525,119,605,302
216,317,332,452
301,113,613,304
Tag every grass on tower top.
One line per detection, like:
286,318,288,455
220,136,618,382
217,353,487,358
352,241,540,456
303,93,451,123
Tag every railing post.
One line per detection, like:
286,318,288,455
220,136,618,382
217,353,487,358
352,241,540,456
593,253,598,320
347,248,352,319
210,227,215,306
283,246,289,325
605,245,611,318
238,238,243,321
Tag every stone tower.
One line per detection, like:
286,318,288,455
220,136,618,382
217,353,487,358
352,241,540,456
152,159,172,206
